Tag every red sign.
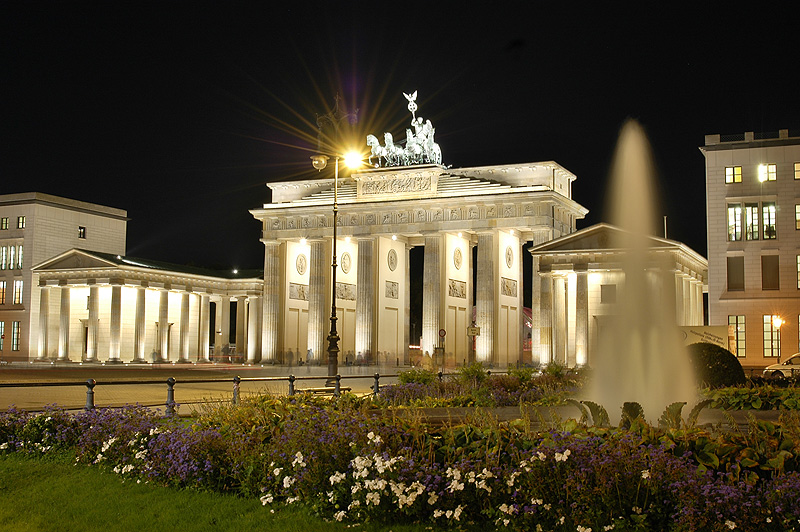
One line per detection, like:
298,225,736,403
439,329,446,337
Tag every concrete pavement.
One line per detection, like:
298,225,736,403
0,361,402,414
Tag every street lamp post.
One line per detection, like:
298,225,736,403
311,154,346,382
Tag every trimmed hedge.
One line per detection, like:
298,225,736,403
687,342,746,388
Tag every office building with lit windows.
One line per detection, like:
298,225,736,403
701,129,800,367
0,193,127,362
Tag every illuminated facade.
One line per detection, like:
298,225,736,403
529,223,707,367
0,193,127,362
702,129,800,366
251,162,587,367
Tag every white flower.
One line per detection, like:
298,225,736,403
260,493,273,505
531,498,543,505
559,516,565,524
555,449,572,462
291,452,306,468
329,471,346,485
641,469,650,479
273,467,282,477
577,526,593,532
453,505,463,521
433,509,444,518
725,521,736,530
427,492,438,505
766,517,772,523
286,496,299,504
632,506,642,515
282,476,295,488
367,431,382,444
366,492,381,506
502,519,510,526
333,511,346,522
536,451,547,461
447,479,464,492
603,526,615,531
0,442,8,450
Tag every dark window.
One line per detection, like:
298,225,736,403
600,284,616,304
727,256,744,291
762,255,780,290
78,226,86,239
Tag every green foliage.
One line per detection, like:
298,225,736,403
398,367,437,385
707,385,800,410
620,402,645,429
581,400,610,428
658,402,687,430
507,366,537,383
455,362,488,386
687,342,746,388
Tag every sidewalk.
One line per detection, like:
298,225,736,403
0,361,402,413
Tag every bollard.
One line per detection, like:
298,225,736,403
288,374,295,396
232,375,241,405
165,377,176,416
373,373,380,398
334,374,341,397
437,370,443,383
84,379,96,411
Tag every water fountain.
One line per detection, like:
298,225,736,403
586,119,697,423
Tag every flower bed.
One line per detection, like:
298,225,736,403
3,394,800,531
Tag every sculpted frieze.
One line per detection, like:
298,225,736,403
468,207,479,219
336,282,357,301
361,175,432,196
415,209,426,222
365,213,376,225
289,282,309,301
385,280,399,299
448,279,466,299
501,277,518,297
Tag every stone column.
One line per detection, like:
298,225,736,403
57,285,70,361
307,239,328,364
404,244,411,365
539,267,552,365
178,292,190,362
355,237,375,362
247,296,261,363
158,290,169,360
475,232,495,364
37,286,50,360
85,285,99,362
235,295,246,358
674,274,685,325
108,284,122,363
575,265,589,366
198,294,210,362
530,256,541,365
468,241,475,365
553,276,567,366
219,295,231,357
422,234,442,355
133,286,146,363
683,276,691,326
262,242,281,363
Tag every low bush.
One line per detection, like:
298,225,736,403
688,342,746,388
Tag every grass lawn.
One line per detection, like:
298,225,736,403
0,454,428,532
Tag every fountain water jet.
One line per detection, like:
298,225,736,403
586,120,697,423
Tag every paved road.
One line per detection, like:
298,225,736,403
0,362,402,414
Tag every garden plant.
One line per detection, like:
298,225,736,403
2,364,800,531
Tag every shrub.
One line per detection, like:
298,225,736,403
456,362,488,386
688,342,746,388
398,367,436,385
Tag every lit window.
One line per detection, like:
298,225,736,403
796,205,800,230
727,256,744,291
0,246,5,270
11,321,20,351
16,216,25,229
0,322,4,351
78,226,86,239
762,255,780,290
795,162,800,180
725,166,742,183
763,315,781,358
746,204,760,240
758,163,777,182
8,246,14,270
763,202,777,239
16,244,22,269
0,281,5,304
0,217,7,230
728,315,745,357
12,280,22,305
727,204,742,241
797,255,800,289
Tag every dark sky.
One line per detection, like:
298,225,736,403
2,2,797,271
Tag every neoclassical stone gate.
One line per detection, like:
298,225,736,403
250,162,587,367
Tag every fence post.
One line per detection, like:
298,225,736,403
373,373,380,398
84,379,96,411
288,374,295,396
232,375,241,405
334,374,341,397
165,377,176,416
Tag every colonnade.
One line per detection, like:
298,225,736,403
35,281,262,364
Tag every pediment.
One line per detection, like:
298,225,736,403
531,223,673,254
32,250,120,271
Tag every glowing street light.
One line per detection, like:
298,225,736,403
310,151,362,382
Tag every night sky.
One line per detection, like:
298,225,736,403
2,2,797,272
